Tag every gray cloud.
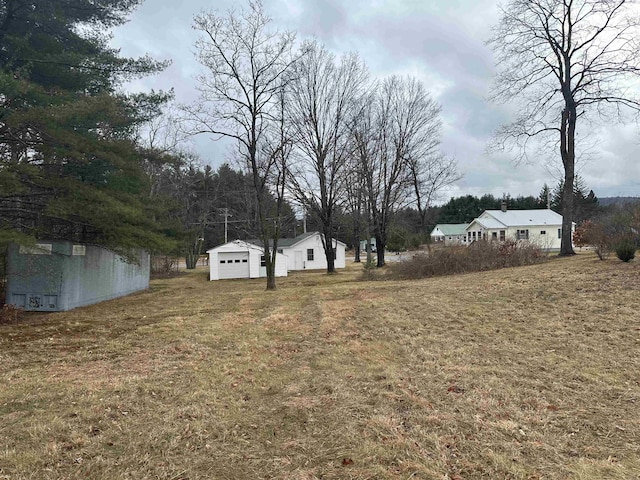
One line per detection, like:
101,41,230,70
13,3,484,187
110,0,640,199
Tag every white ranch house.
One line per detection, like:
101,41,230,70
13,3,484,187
278,232,346,271
206,232,346,281
465,208,572,251
430,224,468,246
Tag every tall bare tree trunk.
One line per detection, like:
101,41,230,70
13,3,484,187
560,105,577,256
375,235,385,267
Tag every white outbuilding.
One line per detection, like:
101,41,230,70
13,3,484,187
206,240,288,281
430,224,469,245
279,232,346,271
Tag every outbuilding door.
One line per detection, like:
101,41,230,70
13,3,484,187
218,252,250,279
294,250,303,270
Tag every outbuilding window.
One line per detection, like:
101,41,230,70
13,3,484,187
540,230,546,235
260,255,266,267
307,249,314,261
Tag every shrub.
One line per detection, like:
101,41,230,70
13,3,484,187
574,220,611,260
371,240,545,281
151,255,180,276
615,240,636,262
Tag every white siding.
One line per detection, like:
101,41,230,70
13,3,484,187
284,233,346,271
208,241,288,281
259,253,288,278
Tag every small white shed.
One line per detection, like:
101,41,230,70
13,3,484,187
207,240,288,281
280,232,346,271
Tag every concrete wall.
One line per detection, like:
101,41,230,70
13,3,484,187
6,242,149,311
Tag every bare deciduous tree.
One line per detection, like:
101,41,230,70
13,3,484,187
489,0,640,255
287,41,369,273
187,0,299,289
354,76,447,266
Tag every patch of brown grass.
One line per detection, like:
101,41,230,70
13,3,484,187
1,255,639,479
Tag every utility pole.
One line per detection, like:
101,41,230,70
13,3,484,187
220,208,232,243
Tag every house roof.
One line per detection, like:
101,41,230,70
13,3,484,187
484,209,563,227
206,239,262,254
470,218,505,230
465,209,563,232
279,231,318,247
250,231,347,249
431,224,468,236
245,232,315,249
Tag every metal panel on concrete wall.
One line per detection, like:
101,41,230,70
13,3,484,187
6,242,150,312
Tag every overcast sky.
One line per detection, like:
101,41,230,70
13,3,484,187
111,0,640,202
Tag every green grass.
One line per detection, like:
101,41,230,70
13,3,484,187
1,254,639,479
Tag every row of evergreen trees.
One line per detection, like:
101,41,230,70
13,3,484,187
432,179,599,226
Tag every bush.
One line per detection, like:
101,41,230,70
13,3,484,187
151,255,180,276
615,240,636,262
369,240,545,281
573,220,611,260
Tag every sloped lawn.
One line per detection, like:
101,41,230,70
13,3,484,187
1,254,639,479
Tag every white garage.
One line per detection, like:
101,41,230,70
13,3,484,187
207,240,288,281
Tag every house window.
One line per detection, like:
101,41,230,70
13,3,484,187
260,255,266,267
242,259,248,263
558,228,562,239
492,232,497,240
516,229,529,240
472,232,476,241
307,249,314,261
540,230,546,235
277,248,283,254
235,259,241,263
220,260,226,264
499,230,505,241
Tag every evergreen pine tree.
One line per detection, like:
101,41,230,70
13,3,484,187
0,0,173,255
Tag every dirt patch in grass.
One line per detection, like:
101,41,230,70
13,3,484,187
1,256,639,479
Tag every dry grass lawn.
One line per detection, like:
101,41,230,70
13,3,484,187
1,253,639,479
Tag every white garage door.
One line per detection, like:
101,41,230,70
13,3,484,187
218,252,250,279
